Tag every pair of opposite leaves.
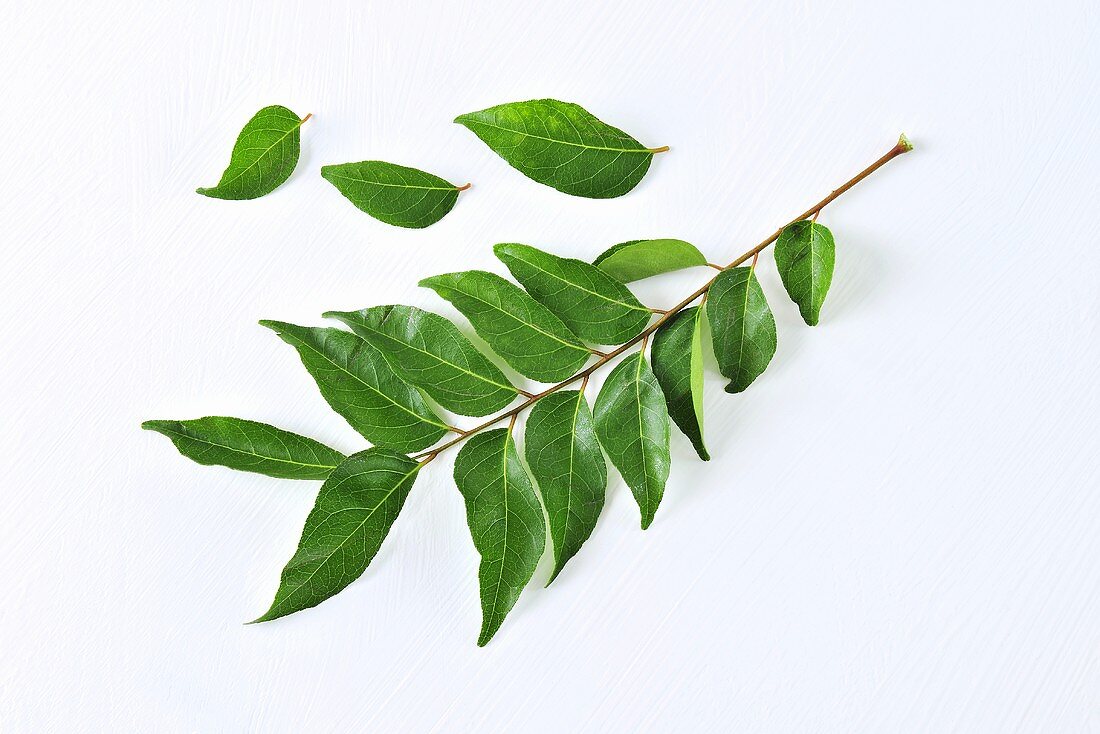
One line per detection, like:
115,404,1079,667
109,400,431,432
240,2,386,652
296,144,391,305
196,99,667,227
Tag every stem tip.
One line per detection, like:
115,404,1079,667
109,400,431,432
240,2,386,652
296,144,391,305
898,133,913,152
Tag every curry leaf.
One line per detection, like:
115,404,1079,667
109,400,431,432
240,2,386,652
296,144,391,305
321,160,469,229
593,239,708,283
774,220,836,325
196,105,306,200
706,267,777,394
651,307,709,461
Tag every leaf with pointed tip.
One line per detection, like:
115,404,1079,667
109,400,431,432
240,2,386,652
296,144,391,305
775,220,836,325
593,352,671,529
454,98,665,198
524,390,606,584
593,239,708,283
707,267,777,394
252,448,419,623
651,307,709,461
260,320,448,452
454,428,546,646
320,160,468,229
196,105,305,200
419,270,590,382
325,305,517,417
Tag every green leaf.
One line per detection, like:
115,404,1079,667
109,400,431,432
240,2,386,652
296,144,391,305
196,105,305,200
524,390,606,584
325,305,518,417
651,307,709,461
494,243,651,345
252,448,419,622
419,270,590,383
260,320,448,453
593,352,671,529
706,267,777,394
454,98,665,199
142,416,344,480
320,160,468,229
593,239,709,283
774,220,836,326
453,428,546,646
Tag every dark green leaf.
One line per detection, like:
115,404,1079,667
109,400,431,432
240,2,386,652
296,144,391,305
142,416,344,480
196,105,305,200
651,307,709,461
524,390,606,584
325,305,517,417
320,160,468,229
260,320,448,452
593,239,708,283
494,243,651,345
706,267,777,393
454,98,665,198
775,220,836,325
252,448,419,622
454,428,546,646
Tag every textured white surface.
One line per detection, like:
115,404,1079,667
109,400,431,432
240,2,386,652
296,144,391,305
2,0,1098,731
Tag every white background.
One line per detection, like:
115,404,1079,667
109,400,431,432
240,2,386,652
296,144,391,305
1,0,1097,731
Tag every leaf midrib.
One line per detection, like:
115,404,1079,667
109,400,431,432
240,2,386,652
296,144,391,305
441,283,588,355
462,118,651,155
323,170,458,192
211,115,302,191
506,251,650,314
149,424,338,471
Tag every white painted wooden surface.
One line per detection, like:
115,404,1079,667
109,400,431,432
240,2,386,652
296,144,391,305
2,1,1097,731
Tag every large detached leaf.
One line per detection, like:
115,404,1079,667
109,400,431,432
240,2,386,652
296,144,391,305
593,239,708,283
524,391,606,584
593,352,671,529
325,305,517,417
455,99,664,199
651,307,709,461
142,416,344,480
260,321,448,453
495,243,651,345
252,448,419,622
707,268,777,394
321,160,468,229
197,105,305,200
419,270,590,383
454,429,546,646
774,220,836,325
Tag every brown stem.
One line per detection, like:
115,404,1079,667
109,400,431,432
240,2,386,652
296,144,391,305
301,113,313,124
456,182,472,192
648,145,670,154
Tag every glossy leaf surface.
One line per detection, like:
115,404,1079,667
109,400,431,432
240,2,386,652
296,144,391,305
593,239,708,283
775,220,836,325
196,105,304,200
651,307,709,460
706,267,776,394
321,160,467,228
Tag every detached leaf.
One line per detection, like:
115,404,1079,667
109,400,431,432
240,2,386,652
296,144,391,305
253,448,419,622
495,243,651,345
142,416,344,480
593,239,708,283
651,307,709,461
321,160,468,229
455,99,665,198
593,352,671,529
454,428,546,646
260,321,448,453
525,391,607,584
325,305,517,417
775,220,836,325
196,105,305,200
707,267,777,393
419,270,590,382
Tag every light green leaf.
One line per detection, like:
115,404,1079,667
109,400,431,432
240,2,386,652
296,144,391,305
320,160,469,229
196,105,305,200
454,98,665,198
325,305,518,417
524,390,606,584
252,448,419,622
593,239,708,283
494,243,651,345
454,428,546,646
651,307,709,461
775,220,836,325
419,270,590,383
142,416,344,480
260,320,448,453
593,352,671,529
707,267,777,394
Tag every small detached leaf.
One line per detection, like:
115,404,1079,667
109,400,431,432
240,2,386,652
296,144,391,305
594,239,708,283
707,267,777,394
651,307,709,461
142,416,344,480
774,220,836,326
197,105,306,200
321,160,469,229
454,428,546,646
252,448,420,623
455,98,666,199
